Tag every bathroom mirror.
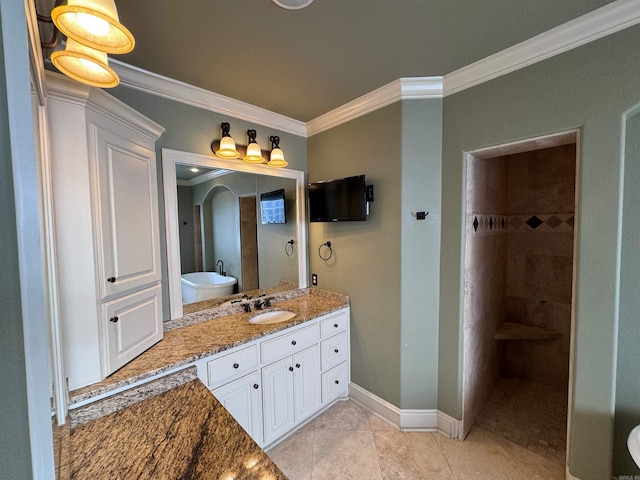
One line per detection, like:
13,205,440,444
163,149,308,320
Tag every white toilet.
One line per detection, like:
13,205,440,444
628,425,640,467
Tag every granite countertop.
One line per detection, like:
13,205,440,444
55,288,348,480
70,288,349,405
55,375,287,480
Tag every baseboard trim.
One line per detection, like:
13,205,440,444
349,383,461,437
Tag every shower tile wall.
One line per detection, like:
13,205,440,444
463,155,508,435
504,144,575,389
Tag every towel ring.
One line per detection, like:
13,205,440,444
318,241,333,261
285,239,294,257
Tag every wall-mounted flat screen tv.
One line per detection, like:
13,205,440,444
308,174,367,222
260,188,286,224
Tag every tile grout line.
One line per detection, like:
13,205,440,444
432,431,461,480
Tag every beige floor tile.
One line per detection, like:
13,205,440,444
312,429,382,480
268,430,315,480
314,399,371,431
369,413,397,431
495,432,565,480
434,426,527,480
374,431,455,480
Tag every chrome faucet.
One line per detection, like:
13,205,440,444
216,259,224,276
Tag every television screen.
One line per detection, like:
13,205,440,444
308,175,367,222
260,188,286,224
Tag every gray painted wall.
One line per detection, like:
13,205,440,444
439,25,640,480
400,100,442,409
309,103,403,406
0,21,32,477
614,107,640,477
177,185,196,273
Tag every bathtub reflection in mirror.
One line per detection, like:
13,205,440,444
163,149,308,319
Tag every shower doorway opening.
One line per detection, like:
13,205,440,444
461,130,579,467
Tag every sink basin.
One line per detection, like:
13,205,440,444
249,310,295,325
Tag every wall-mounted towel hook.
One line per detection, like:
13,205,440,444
318,241,333,261
285,239,295,256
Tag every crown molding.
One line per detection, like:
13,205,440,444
110,59,307,138
108,0,640,137
444,0,640,96
306,77,443,137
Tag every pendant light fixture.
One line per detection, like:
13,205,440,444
50,38,119,88
214,123,240,159
51,0,135,54
243,130,265,164
267,136,287,167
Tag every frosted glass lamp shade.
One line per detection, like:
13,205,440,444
215,136,240,159
267,148,287,167
50,39,119,88
243,142,265,163
51,0,135,54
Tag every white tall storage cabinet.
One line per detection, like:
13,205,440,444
46,72,165,390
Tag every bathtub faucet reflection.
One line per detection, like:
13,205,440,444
216,259,225,276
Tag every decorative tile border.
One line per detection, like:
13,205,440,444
510,213,574,232
470,212,574,235
469,213,509,235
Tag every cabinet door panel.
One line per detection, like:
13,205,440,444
102,285,163,375
293,346,321,422
212,372,262,444
262,357,295,444
93,127,161,298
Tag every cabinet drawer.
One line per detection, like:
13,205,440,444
261,324,319,364
321,362,349,404
320,332,348,371
320,310,348,338
207,345,258,388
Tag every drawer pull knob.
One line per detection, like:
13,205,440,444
289,366,294,372
334,380,340,384
233,363,239,369
334,323,338,328
253,384,259,389
291,340,297,345
109,316,119,323
295,363,301,368
107,276,116,283
334,349,339,353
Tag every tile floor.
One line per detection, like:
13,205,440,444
476,378,568,464
267,400,564,480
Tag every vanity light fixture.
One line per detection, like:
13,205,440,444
51,0,135,54
267,136,287,167
243,130,265,164
214,122,240,159
50,38,119,88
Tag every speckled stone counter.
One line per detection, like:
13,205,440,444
56,288,348,480
69,288,349,405
55,379,287,479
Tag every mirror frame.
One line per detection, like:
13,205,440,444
162,148,308,320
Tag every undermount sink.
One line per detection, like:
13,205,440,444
249,310,296,325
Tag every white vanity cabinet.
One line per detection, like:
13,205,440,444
46,72,165,390
197,306,350,448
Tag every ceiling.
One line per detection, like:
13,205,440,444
46,0,617,122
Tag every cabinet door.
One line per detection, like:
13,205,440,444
293,346,321,422
262,356,295,445
212,372,263,444
93,126,161,298
102,285,163,375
